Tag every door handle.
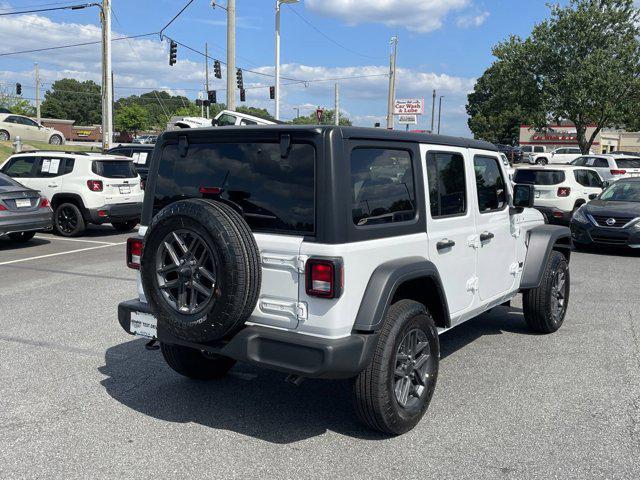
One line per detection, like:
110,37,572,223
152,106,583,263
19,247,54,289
480,231,495,242
436,239,456,250
48,184,58,188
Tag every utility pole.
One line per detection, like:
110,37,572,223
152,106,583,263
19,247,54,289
430,89,436,133
226,0,236,111
293,107,300,119
205,42,210,119
437,96,444,134
334,83,339,126
386,35,398,130
101,0,113,150
34,63,41,124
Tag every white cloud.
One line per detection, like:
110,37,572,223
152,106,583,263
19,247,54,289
456,11,490,28
305,0,479,33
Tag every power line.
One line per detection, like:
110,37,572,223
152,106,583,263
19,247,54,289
0,1,80,12
0,3,97,16
0,32,158,57
159,0,194,37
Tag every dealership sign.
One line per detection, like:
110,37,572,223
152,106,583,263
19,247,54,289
394,98,424,115
397,115,418,125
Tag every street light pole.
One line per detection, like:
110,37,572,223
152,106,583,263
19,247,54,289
275,0,298,121
437,96,444,134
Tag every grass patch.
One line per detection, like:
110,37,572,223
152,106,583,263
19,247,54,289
0,141,98,164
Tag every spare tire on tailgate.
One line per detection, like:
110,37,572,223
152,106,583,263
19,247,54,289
141,199,261,343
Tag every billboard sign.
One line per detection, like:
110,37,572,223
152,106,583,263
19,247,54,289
394,98,424,115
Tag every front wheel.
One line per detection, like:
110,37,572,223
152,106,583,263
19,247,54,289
54,203,86,237
112,220,138,232
535,158,548,165
49,134,63,145
8,231,36,242
160,343,236,380
0,130,9,142
352,299,439,435
523,251,570,333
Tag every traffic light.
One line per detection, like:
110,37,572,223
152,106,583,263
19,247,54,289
208,90,217,103
240,88,246,102
195,99,203,107
15,83,21,95
169,40,177,66
236,68,243,89
269,86,275,100
213,60,222,79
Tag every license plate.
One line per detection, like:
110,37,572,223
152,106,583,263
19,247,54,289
119,186,131,194
535,190,541,198
15,198,31,208
130,311,157,338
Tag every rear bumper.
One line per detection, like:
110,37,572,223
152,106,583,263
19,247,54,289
87,202,142,224
535,206,572,225
0,211,53,235
118,299,378,379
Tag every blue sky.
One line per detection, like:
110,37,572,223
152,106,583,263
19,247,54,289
0,0,563,135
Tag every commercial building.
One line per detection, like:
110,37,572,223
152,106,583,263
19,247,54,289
519,122,640,153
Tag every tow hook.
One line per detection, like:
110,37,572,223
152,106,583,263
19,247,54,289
285,374,305,386
144,338,159,350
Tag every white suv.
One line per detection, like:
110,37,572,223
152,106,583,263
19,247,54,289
569,154,640,182
513,165,604,223
117,126,573,435
529,147,585,165
1,152,143,236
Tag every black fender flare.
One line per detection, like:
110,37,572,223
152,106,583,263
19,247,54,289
520,224,572,290
353,257,450,332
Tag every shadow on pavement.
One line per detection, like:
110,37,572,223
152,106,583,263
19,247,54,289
99,307,531,444
0,237,50,250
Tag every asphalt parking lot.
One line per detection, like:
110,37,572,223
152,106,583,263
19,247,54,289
0,228,638,480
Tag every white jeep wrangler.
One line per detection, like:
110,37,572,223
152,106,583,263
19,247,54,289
118,126,572,435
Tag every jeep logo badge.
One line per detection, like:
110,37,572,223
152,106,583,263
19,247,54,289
606,218,616,226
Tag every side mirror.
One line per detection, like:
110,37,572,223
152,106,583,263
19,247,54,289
211,119,219,126
602,181,610,189
588,193,598,200
511,184,535,213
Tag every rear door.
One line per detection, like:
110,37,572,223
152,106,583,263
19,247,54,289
29,157,67,200
422,145,477,317
472,153,517,301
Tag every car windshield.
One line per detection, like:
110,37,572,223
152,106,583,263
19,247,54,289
615,158,640,169
513,169,565,185
92,160,137,178
599,182,640,203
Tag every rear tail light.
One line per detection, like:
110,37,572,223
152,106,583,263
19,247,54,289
127,237,144,269
610,169,626,175
39,198,50,208
140,180,145,190
305,258,342,299
557,187,571,197
0,204,7,211
87,180,103,192
553,211,564,219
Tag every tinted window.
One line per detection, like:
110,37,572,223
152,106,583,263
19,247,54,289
600,181,640,202
156,142,315,234
474,156,507,212
534,146,545,153
2,156,36,177
426,152,466,217
92,160,137,178
568,148,581,154
240,119,258,125
521,146,532,153
586,170,603,188
19,117,38,127
217,114,236,126
4,116,20,124
593,158,609,168
63,159,75,175
571,157,587,166
574,170,590,187
555,149,567,154
514,169,566,185
352,148,415,226
615,158,640,169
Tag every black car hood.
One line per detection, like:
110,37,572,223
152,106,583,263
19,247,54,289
585,200,640,217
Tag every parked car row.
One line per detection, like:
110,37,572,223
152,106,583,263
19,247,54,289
0,150,143,241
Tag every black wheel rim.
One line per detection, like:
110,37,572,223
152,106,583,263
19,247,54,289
155,229,217,315
394,328,435,409
56,206,78,233
551,265,567,322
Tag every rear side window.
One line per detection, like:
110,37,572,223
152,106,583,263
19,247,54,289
63,159,75,174
92,160,137,178
351,148,416,226
156,142,315,234
615,158,640,169
514,169,565,185
593,158,609,168
2,156,36,177
474,156,507,212
572,157,587,166
574,170,591,187
534,146,545,153
426,152,466,217
586,170,603,188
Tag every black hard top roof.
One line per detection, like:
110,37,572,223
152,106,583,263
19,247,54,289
159,125,497,151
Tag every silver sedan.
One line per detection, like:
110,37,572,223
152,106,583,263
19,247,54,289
0,172,53,242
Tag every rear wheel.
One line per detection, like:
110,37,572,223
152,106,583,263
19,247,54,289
161,343,235,380
112,220,137,232
8,231,36,242
535,157,548,165
49,134,63,145
54,202,86,237
353,300,439,435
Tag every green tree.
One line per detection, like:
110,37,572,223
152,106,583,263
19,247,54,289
467,0,640,152
290,109,352,126
236,106,275,122
115,91,197,128
41,78,101,125
114,104,149,136
0,87,36,116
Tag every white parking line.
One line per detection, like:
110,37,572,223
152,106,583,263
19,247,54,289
0,242,125,266
34,235,120,246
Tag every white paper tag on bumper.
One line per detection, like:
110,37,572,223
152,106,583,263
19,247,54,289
130,311,157,339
